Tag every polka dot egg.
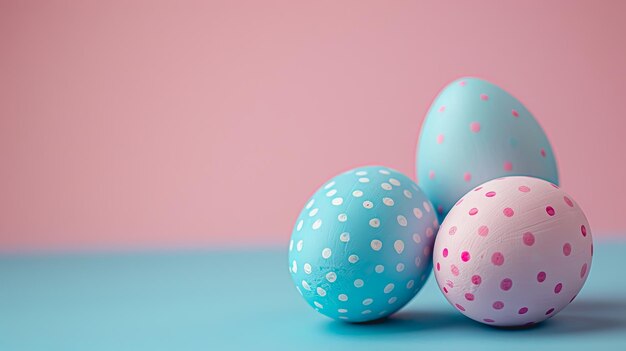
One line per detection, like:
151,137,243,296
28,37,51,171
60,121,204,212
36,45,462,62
289,166,439,322
417,77,559,221
433,176,592,327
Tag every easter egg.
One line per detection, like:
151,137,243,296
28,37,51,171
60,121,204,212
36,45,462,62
433,176,592,327
416,77,559,221
288,166,439,322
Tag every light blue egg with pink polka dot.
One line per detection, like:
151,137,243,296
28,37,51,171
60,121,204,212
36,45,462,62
416,77,559,222
288,166,439,322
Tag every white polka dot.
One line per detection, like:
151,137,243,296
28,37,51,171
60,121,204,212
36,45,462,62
314,301,323,309
375,265,385,273
361,310,372,315
413,208,423,219
389,178,401,186
316,287,327,297
305,199,315,209
403,190,413,199
363,200,374,209
433,220,439,229
382,197,394,206
289,240,293,251
396,263,405,272
291,260,297,273
370,239,382,251
415,256,422,267
384,283,395,293
388,297,398,304
354,279,364,288
348,254,359,263
312,219,322,230
369,218,380,228
296,220,303,231
326,272,337,282
339,232,350,242
322,248,332,259
302,280,311,291
326,189,337,197
337,213,348,222
423,246,431,256
406,280,415,289
379,169,391,175
381,183,392,190
296,240,303,251
358,177,370,183
324,181,335,189
338,308,348,313
331,197,343,206
411,184,419,191
397,215,408,227
426,227,434,238
379,310,387,316
352,190,363,197
394,240,405,254
308,208,319,217
339,316,348,320
338,294,348,302
355,170,368,176
362,298,373,306
423,201,431,212
304,263,312,274
412,233,422,244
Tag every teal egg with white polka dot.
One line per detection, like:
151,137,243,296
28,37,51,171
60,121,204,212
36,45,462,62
288,166,439,322
417,77,559,222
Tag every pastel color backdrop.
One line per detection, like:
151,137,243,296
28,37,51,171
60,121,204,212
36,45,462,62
1,0,625,252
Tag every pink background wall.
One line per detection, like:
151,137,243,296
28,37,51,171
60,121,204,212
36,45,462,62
2,0,625,251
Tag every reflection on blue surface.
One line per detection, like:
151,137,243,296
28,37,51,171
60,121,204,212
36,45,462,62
1,241,625,351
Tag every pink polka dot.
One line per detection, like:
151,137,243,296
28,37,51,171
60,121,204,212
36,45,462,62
541,148,547,158
518,185,531,193
451,264,459,276
580,263,588,278
483,318,495,323
436,262,440,271
465,293,475,301
480,94,489,101
563,196,574,207
459,81,466,87
581,225,587,237
551,183,559,189
439,105,446,113
537,271,546,283
523,232,535,246
512,109,519,117
554,283,563,294
455,303,466,311
491,252,504,266
469,208,478,216
443,286,448,293
500,278,513,291
545,308,555,315
437,134,445,144
478,225,489,236
485,191,496,198
546,206,555,216
437,205,444,215
518,307,528,315
563,243,572,256
461,251,471,262
442,248,449,257
429,170,435,179
503,207,515,217
503,161,513,172
448,226,457,235
464,172,471,182
471,275,482,285
470,122,481,133
455,198,464,206
493,301,504,310
474,186,483,192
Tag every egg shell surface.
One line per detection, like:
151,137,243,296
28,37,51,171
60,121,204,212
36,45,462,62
433,176,592,327
417,77,559,221
289,166,439,322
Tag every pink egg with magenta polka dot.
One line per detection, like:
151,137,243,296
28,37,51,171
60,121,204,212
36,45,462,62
433,176,592,327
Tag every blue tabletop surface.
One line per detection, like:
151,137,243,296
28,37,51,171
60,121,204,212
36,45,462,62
1,240,625,351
